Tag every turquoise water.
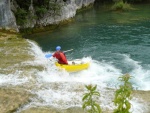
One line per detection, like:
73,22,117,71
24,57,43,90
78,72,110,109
27,5,150,90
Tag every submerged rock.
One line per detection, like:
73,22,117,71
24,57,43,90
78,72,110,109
21,106,86,113
132,90,150,113
0,87,31,113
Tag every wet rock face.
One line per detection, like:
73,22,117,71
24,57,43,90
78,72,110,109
0,0,18,31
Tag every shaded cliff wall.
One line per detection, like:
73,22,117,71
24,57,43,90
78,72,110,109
0,0,95,32
36,0,95,26
0,0,18,31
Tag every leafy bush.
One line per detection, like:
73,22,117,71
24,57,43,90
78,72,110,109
82,85,102,113
15,0,31,10
15,8,28,26
14,0,62,26
112,1,131,11
49,2,62,16
35,6,48,17
113,74,133,113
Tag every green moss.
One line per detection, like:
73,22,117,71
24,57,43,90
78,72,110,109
0,31,18,35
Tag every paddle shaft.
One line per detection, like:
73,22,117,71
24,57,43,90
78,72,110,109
45,49,73,58
63,49,73,53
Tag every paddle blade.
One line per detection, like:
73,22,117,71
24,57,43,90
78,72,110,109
45,54,52,58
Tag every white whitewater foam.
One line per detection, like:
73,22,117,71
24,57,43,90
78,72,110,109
0,73,28,86
8,40,149,113
122,54,150,90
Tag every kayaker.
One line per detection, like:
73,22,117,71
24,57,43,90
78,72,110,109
53,46,68,65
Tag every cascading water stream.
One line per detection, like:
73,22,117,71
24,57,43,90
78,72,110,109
0,38,149,112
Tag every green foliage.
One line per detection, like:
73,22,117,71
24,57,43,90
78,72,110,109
49,2,62,16
35,6,48,17
14,0,62,26
16,0,31,10
124,0,143,3
15,8,28,26
33,0,49,7
112,0,132,11
33,0,62,16
50,3,61,11
113,74,133,113
82,85,102,113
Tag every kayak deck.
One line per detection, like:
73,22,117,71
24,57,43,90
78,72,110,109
55,60,90,72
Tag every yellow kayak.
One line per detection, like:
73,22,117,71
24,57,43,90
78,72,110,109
55,60,90,72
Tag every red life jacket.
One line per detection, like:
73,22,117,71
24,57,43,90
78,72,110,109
53,51,68,64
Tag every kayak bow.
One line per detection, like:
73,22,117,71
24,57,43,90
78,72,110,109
55,60,90,72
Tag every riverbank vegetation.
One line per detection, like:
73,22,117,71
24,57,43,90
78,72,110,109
82,85,101,113
14,0,62,26
96,0,149,11
11,0,150,33
113,74,133,113
111,0,132,11
82,74,133,113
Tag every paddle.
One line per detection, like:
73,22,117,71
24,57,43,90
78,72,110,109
45,49,73,58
